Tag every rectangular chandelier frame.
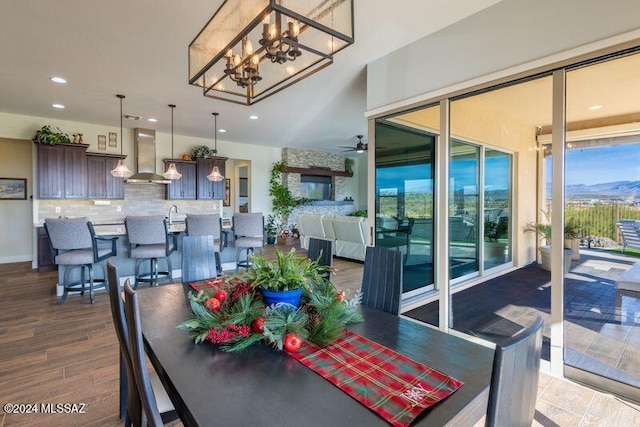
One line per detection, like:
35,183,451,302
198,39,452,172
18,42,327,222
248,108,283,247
188,0,354,105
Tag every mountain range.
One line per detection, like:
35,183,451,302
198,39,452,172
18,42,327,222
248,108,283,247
547,180,640,198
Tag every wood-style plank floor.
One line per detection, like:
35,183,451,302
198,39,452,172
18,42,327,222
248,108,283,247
0,243,363,426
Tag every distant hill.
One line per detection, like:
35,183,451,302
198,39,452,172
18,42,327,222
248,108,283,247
547,180,640,199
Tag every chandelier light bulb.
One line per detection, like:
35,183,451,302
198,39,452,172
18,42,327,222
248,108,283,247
262,14,270,25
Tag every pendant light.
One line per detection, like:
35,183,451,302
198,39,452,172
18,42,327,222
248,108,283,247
162,104,182,180
207,112,224,182
110,94,134,178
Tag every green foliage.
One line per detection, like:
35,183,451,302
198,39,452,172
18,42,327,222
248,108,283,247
262,304,309,351
344,157,354,174
265,214,278,237
269,161,310,224
32,125,71,145
241,247,330,291
348,209,367,217
526,210,581,243
191,145,214,159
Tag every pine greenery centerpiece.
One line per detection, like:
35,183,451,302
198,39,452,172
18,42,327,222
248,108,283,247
177,250,363,353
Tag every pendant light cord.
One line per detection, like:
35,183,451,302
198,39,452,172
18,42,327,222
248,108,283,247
117,94,125,156
169,104,176,158
213,112,218,154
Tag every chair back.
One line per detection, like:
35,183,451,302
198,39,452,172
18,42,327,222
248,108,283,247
486,316,543,427
182,235,218,283
233,213,264,238
186,214,221,237
308,237,333,280
123,281,164,427
44,217,92,250
361,246,403,315
106,261,142,426
616,220,640,252
125,215,167,245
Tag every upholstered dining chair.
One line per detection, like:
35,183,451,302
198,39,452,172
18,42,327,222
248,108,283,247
181,235,219,283
361,246,403,316
125,215,177,288
123,279,180,426
233,213,264,272
185,214,223,275
308,237,333,281
106,261,177,427
44,217,117,304
486,316,543,427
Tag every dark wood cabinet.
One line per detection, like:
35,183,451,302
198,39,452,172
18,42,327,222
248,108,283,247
196,157,227,200
37,227,57,272
87,153,125,199
36,143,88,199
163,159,196,200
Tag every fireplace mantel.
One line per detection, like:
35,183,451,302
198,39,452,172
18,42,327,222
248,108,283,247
283,166,352,177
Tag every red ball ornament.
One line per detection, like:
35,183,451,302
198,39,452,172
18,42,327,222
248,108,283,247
214,290,228,303
284,333,302,352
336,291,346,303
205,297,221,312
251,317,266,333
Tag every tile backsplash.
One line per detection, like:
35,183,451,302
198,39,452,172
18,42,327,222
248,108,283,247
37,184,224,225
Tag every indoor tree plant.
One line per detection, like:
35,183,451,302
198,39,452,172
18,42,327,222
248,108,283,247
265,214,278,245
269,161,310,241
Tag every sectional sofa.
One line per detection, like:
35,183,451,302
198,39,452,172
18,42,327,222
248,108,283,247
297,214,369,261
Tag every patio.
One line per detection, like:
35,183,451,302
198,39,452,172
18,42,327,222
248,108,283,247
404,248,640,389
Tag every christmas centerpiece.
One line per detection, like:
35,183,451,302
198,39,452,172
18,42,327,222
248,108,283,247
178,248,362,352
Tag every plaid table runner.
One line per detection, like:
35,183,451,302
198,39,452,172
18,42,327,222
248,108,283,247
188,278,227,293
287,330,464,427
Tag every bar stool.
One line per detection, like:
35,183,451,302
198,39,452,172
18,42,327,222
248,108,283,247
44,217,118,304
125,215,177,288
233,213,264,272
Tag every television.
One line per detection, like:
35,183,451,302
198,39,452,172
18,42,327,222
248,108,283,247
300,174,331,201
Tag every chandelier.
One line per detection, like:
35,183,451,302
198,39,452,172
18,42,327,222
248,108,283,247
188,0,354,105
110,94,134,178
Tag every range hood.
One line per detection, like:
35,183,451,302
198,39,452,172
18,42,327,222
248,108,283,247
126,128,170,184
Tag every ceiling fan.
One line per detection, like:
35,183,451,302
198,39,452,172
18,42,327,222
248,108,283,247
339,135,368,153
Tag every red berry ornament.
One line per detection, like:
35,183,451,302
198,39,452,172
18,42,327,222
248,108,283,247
205,297,221,312
336,291,346,303
284,333,302,352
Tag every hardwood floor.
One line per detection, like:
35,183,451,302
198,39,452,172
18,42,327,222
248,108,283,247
0,244,364,426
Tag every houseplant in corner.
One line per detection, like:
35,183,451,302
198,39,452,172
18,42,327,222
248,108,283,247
265,214,278,245
269,161,310,237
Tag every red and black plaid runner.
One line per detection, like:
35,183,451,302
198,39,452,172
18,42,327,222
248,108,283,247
188,278,226,293
288,330,464,427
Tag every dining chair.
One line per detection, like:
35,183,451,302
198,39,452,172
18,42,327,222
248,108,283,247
361,246,403,316
125,215,177,288
308,237,333,281
486,316,543,427
233,212,264,272
185,213,223,275
122,278,179,426
44,217,117,304
181,235,219,283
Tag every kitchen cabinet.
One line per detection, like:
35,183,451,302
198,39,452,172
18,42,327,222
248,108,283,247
163,159,196,200
87,153,125,199
36,143,88,199
196,157,227,200
37,227,57,272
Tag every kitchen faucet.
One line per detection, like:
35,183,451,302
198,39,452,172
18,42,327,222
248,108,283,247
168,204,178,224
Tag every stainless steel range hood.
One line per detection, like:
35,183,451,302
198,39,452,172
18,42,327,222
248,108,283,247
126,128,170,184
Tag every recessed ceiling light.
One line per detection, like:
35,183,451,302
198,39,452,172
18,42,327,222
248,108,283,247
50,76,67,84
249,115,258,120
147,118,158,123
588,105,603,110
52,104,65,109
218,129,226,133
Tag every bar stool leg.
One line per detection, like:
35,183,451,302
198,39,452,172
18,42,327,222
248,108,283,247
87,264,96,304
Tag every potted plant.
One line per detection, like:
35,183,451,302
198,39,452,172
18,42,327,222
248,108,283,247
265,214,278,245
526,212,577,271
240,248,330,308
191,145,214,159
32,125,71,145
269,161,310,228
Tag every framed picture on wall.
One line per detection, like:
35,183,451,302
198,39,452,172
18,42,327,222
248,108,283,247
224,178,230,206
108,132,117,148
0,178,27,200
98,134,107,150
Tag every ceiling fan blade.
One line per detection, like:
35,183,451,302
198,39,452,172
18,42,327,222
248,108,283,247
337,145,355,149
340,148,355,152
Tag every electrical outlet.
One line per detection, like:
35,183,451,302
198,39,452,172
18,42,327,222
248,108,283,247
54,206,61,214
116,205,122,212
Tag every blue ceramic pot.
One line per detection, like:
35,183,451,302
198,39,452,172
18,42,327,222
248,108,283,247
261,287,303,309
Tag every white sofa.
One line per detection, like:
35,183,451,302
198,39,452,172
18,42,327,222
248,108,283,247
297,214,369,261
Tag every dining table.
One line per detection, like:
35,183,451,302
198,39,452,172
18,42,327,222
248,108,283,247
137,284,494,426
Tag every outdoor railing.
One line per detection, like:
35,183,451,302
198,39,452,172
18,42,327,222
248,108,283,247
566,203,640,243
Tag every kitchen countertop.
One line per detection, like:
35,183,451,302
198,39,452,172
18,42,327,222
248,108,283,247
35,220,187,236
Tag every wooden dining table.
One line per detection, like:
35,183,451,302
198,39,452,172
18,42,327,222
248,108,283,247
137,284,494,426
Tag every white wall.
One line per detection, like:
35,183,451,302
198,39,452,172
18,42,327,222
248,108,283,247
367,0,640,111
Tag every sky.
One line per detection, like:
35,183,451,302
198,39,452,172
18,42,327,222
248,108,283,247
546,143,640,186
